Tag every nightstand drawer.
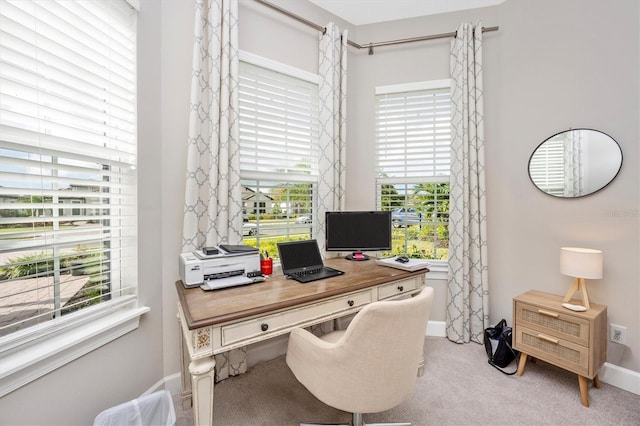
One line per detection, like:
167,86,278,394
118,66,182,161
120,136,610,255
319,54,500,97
515,301,590,346
515,325,589,376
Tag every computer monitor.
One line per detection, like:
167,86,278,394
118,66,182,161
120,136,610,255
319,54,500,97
325,211,392,261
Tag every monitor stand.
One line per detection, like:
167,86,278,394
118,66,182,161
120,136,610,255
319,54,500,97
346,252,370,261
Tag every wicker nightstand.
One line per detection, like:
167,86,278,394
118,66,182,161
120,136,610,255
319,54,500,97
513,290,607,407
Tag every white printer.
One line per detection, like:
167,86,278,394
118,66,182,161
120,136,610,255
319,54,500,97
179,245,262,290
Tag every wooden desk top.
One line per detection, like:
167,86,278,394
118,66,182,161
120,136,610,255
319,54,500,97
176,258,428,330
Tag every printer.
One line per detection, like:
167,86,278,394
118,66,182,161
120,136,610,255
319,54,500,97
179,245,262,290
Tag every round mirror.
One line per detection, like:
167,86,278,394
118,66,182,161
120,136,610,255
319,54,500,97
528,129,622,198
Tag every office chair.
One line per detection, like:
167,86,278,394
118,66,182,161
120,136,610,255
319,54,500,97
286,286,434,426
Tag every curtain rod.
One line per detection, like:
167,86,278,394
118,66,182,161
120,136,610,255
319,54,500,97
254,0,499,55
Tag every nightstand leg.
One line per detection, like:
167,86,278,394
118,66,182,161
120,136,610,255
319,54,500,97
593,374,601,389
516,353,528,376
578,375,589,407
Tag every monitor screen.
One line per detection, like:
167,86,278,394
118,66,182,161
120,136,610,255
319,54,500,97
325,211,392,260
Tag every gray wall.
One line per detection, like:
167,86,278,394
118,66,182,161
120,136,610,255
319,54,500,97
0,1,637,424
491,0,638,371
346,0,640,375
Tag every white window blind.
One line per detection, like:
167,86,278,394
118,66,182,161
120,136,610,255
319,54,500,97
375,81,451,261
239,58,319,182
376,83,451,181
0,0,137,336
528,138,564,196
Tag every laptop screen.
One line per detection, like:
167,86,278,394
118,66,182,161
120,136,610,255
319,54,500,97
278,240,324,273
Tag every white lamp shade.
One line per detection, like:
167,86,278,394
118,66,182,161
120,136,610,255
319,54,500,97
560,247,603,279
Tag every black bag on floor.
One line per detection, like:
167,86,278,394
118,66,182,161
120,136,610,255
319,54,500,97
483,319,519,375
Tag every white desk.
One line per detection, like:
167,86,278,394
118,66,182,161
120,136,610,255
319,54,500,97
176,258,428,426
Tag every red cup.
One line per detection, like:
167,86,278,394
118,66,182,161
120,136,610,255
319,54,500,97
260,258,273,275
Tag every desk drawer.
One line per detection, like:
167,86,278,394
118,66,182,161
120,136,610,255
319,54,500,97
378,277,421,300
515,301,589,346
515,325,589,376
221,290,373,347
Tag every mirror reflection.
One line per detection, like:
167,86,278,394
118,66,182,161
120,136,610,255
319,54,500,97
528,129,623,198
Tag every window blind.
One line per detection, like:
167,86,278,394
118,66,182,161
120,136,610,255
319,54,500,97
528,138,564,196
375,86,451,181
239,60,319,182
0,0,137,336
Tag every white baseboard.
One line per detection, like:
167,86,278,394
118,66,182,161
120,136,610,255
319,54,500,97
158,320,639,398
600,362,640,395
144,372,181,397
426,320,446,337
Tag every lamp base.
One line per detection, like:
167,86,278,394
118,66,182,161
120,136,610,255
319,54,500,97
563,277,590,309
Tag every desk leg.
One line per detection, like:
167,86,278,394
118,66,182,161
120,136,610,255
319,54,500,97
417,357,425,377
190,357,216,426
178,318,192,410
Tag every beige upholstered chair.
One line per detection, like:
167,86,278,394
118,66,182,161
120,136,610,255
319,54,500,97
286,286,434,426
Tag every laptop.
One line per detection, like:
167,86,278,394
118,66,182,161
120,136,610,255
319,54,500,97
277,240,344,283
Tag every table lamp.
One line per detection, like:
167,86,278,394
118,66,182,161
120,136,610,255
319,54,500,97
560,247,603,309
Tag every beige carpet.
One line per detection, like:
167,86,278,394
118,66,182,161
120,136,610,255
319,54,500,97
174,337,640,425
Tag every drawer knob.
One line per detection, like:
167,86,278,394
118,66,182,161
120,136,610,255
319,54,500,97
537,333,559,344
397,285,404,292
260,323,269,332
347,300,354,307
538,309,559,318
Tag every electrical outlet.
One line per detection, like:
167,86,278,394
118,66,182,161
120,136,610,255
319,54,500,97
610,324,627,345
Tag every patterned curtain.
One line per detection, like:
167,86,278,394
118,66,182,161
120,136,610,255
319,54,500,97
563,130,584,197
446,22,490,344
316,22,348,249
182,0,245,381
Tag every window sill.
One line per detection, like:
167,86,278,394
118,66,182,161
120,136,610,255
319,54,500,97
426,261,449,280
0,296,149,397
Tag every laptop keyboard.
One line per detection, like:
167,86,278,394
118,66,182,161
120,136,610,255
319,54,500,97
292,268,322,277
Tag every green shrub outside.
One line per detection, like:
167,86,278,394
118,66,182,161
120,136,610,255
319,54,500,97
0,253,65,279
244,231,448,261
0,247,104,280
243,235,308,260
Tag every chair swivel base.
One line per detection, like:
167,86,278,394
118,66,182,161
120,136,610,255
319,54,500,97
301,412,411,426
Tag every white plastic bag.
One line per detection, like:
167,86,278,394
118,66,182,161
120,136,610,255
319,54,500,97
93,390,176,426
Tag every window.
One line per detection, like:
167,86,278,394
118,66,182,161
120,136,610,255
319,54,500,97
528,137,565,196
375,80,451,261
238,53,319,259
0,0,143,395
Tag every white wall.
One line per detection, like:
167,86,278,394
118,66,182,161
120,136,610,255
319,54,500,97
0,1,637,424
